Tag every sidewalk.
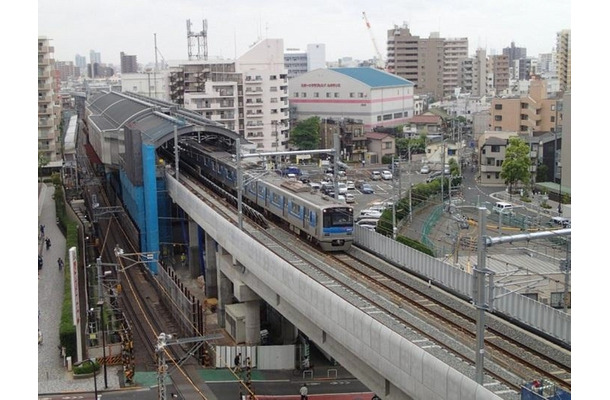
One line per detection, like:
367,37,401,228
38,182,123,396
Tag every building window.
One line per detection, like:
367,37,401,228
334,92,339,98
350,92,355,98
270,87,277,92
494,104,502,110
314,92,319,98
383,114,392,120
521,102,528,109
377,116,382,122
394,112,402,118
384,142,392,149
551,116,555,122
302,93,307,98
494,115,502,121
326,92,331,98
358,92,364,98
491,145,500,152
294,93,299,98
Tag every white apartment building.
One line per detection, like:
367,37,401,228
236,39,290,151
121,71,170,101
289,67,414,130
284,43,326,79
38,36,62,165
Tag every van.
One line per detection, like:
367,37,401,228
551,216,570,228
492,202,514,214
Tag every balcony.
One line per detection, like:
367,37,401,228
38,117,53,128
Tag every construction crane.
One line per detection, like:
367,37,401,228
362,11,385,70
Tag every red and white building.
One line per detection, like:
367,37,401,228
288,67,414,130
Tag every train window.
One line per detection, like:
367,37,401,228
323,209,353,227
309,211,317,227
258,185,265,199
289,202,303,218
271,192,283,208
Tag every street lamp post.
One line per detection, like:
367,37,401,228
557,162,562,215
84,358,98,399
98,299,108,388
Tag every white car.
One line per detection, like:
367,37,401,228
345,193,355,203
346,180,356,190
381,170,393,180
337,182,348,195
420,165,430,174
357,209,383,220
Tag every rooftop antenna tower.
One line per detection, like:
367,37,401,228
187,19,208,61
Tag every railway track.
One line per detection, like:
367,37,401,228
85,149,570,399
177,167,571,399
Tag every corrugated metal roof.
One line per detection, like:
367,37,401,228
331,67,413,88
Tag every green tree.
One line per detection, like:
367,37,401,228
536,162,549,183
500,137,531,197
38,151,49,181
289,117,321,150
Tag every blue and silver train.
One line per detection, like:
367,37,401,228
176,139,354,252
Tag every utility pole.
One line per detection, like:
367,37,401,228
392,155,397,239
236,137,243,230
441,141,445,209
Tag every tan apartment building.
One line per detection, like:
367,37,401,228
38,36,62,165
556,29,571,93
443,38,469,98
490,76,561,134
488,54,510,95
387,24,467,100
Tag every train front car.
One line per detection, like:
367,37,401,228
320,206,354,251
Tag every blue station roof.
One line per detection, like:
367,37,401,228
330,67,413,88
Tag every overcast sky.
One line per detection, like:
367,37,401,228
38,0,571,66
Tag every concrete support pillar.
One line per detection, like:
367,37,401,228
204,232,218,299
187,218,199,279
244,300,261,345
216,269,232,328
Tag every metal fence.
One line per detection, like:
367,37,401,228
354,225,571,345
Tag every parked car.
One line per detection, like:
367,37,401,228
309,182,321,190
345,193,355,203
381,170,393,180
357,209,382,220
346,180,356,190
360,183,375,194
420,165,430,174
426,171,443,183
371,171,381,180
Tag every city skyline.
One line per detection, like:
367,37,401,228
38,0,570,66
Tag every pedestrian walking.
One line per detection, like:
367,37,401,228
40,224,45,237
234,352,242,372
57,257,63,270
45,237,51,250
38,255,43,270
300,383,308,400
